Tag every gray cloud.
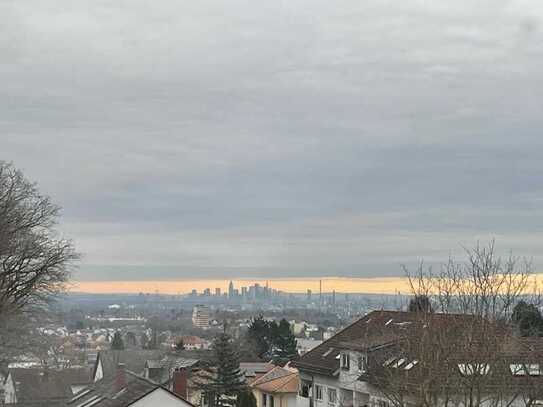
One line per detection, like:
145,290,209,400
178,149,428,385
2,0,543,281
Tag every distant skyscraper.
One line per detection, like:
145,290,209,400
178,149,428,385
248,286,256,299
215,287,221,296
241,287,248,297
191,289,197,296
203,288,211,296
307,289,312,301
228,281,235,298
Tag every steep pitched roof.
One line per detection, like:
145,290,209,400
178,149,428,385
292,310,480,376
239,362,274,383
67,369,195,407
145,357,200,385
8,368,90,403
293,310,543,398
250,367,299,394
93,350,165,380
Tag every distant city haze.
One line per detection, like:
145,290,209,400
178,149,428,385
71,274,543,295
71,277,411,295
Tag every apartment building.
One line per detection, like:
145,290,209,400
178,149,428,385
294,310,543,407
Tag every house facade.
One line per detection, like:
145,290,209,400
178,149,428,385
251,366,299,407
294,310,543,407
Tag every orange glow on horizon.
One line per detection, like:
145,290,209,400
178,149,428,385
70,273,543,295
70,277,412,295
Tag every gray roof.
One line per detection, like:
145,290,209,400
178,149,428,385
8,367,91,403
94,350,165,379
145,357,200,384
67,369,195,407
239,362,274,379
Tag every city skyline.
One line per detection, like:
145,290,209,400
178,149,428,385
70,276,420,295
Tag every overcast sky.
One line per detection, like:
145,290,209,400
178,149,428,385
2,0,543,281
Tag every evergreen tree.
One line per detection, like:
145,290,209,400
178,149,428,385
247,315,271,358
204,332,246,407
408,295,433,313
236,391,257,407
512,300,543,336
271,319,297,365
174,337,185,352
111,331,125,350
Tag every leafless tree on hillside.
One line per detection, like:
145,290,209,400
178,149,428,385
0,161,78,319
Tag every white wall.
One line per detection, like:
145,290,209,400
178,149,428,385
94,359,104,382
253,389,297,407
131,388,193,407
299,371,342,407
4,373,16,404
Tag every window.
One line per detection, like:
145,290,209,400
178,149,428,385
270,395,274,407
404,360,419,370
527,364,541,376
392,358,405,368
358,354,367,372
458,363,490,376
383,357,396,367
510,364,526,376
315,385,323,401
300,381,311,398
341,353,350,370
263,393,267,407
328,388,337,404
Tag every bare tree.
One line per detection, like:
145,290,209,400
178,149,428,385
0,161,78,319
403,240,539,320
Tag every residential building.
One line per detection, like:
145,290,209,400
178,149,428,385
68,363,195,407
251,366,299,407
192,305,211,329
3,367,91,405
177,335,210,350
240,362,275,384
144,357,199,384
93,350,164,382
294,310,543,407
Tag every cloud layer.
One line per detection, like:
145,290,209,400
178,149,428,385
2,0,543,281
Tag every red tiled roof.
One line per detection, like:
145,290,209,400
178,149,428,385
250,367,299,394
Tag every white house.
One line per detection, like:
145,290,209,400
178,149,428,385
294,310,543,407
70,363,195,407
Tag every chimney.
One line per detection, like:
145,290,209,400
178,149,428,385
115,363,127,392
172,368,188,399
